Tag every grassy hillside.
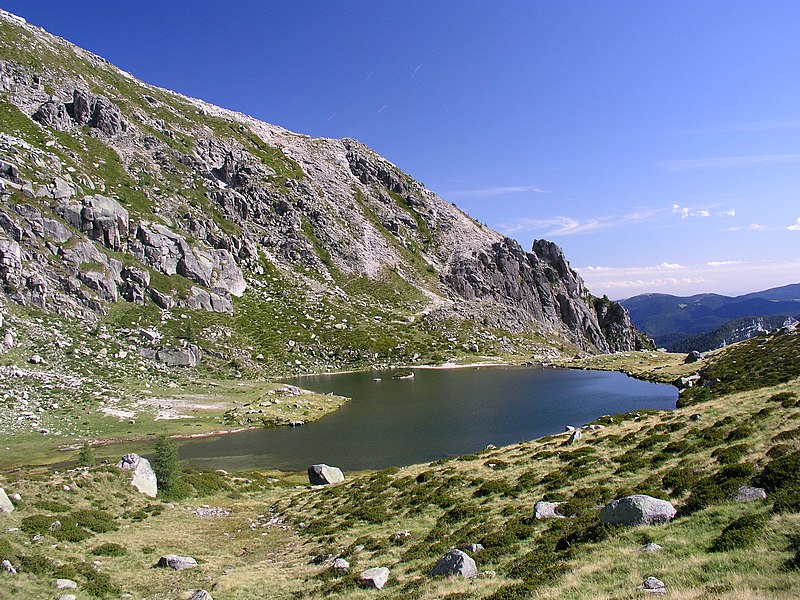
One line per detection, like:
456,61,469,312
1,330,799,598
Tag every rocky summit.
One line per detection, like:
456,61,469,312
0,9,646,381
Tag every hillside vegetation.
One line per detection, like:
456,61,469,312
1,329,798,599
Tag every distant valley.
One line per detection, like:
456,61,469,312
621,283,800,351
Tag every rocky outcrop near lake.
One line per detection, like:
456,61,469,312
0,8,645,375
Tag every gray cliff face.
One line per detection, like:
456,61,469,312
0,9,644,359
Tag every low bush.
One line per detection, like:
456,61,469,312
683,463,756,514
712,444,749,465
770,486,800,514
754,449,800,493
91,542,127,556
474,479,515,498
708,512,769,552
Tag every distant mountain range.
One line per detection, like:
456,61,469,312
620,283,800,351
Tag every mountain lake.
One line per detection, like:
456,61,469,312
178,366,677,471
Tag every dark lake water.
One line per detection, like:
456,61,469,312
179,366,677,471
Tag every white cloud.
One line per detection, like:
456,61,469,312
672,203,733,219
660,153,800,172
788,217,800,231
749,223,767,230
446,185,550,198
577,258,800,298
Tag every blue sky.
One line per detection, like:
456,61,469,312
5,1,799,298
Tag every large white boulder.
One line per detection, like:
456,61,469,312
600,495,676,526
0,487,14,513
307,464,344,485
117,453,157,497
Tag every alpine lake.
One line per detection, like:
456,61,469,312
178,366,677,471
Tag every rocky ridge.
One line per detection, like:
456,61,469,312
0,9,646,380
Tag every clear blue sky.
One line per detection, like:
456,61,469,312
5,1,799,298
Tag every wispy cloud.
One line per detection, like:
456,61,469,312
660,154,800,172
692,119,800,134
498,207,667,237
673,203,736,219
446,185,550,198
376,104,387,114
788,217,800,231
577,258,800,298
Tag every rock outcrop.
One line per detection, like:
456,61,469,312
0,9,646,364
117,453,157,497
359,567,390,589
0,487,13,512
154,555,198,570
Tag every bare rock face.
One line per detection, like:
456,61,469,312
0,10,647,356
600,495,676,526
117,453,157,497
307,464,345,485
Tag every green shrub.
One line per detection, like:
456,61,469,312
415,470,434,483
768,391,797,407
726,423,753,441
683,463,756,514
92,542,127,556
712,444,749,465
72,509,118,533
20,514,56,536
754,449,800,493
770,486,800,514
708,512,769,552
474,479,515,498
33,500,71,513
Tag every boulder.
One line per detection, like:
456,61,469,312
430,549,477,578
308,464,345,485
534,500,565,520
639,576,667,594
639,543,663,553
359,567,390,589
157,344,202,367
684,350,701,364
58,595,76,600
117,453,157,497
600,495,676,526
55,578,77,589
154,554,198,570
2,559,16,574
566,429,582,445
733,486,767,502
332,558,350,570
188,590,214,600
0,487,14,513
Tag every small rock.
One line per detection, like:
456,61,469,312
565,425,575,432
639,543,663,553
8,493,20,502
430,549,477,578
55,578,78,589
639,576,667,594
534,501,565,520
460,543,484,553
2,559,16,574
332,558,350,570
29,354,44,364
733,486,767,502
188,590,214,600
312,553,333,565
477,570,496,579
57,596,76,600
689,413,702,421
154,554,198,570
566,429,582,445
360,566,390,589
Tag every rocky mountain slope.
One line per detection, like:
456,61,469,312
0,10,645,383
621,284,800,350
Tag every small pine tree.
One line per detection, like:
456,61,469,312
78,441,95,466
153,434,181,498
